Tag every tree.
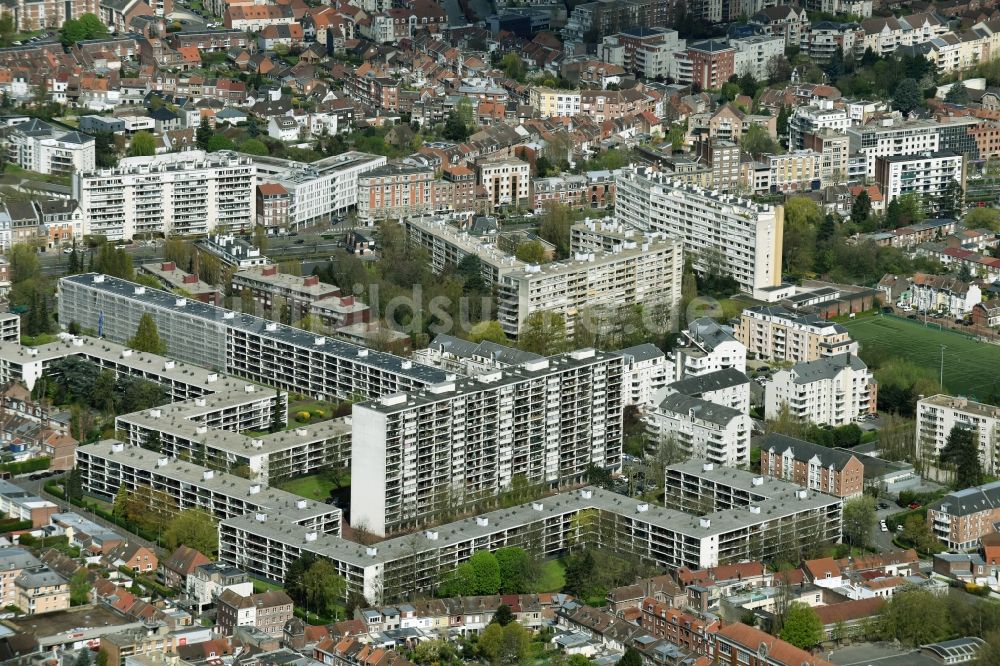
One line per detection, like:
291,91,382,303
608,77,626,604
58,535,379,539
128,131,156,157
443,99,474,141
196,123,213,150
112,484,128,521
479,621,530,665
515,240,548,264
128,313,167,354
779,603,824,649
467,551,501,595
518,311,567,356
945,83,970,105
975,630,1000,665
879,589,952,645
768,56,793,84
65,467,84,503
94,242,134,279
851,190,872,227
70,569,90,606
469,320,509,345
207,134,235,152
901,514,939,553
96,649,109,666
478,622,504,663
940,425,982,488
493,604,514,626
963,207,1000,232
239,139,269,156
892,78,922,115
842,496,877,550
74,648,92,666
935,179,963,219
163,508,218,556
740,123,779,157
776,104,791,138
10,244,41,284
537,202,573,258
500,53,526,82
783,197,821,275
302,558,346,618
495,547,537,594
284,553,317,604
618,647,643,666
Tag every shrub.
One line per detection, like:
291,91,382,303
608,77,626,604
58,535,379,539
296,411,311,422
311,409,325,418
0,457,50,475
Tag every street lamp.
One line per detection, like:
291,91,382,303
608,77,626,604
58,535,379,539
940,345,947,390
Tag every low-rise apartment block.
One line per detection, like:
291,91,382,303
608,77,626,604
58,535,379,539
0,548,41,608
138,262,221,305
187,563,253,613
73,151,255,240
765,354,876,426
15,567,69,615
646,393,750,467
77,440,342,535
615,167,784,297
478,158,531,209
760,433,865,498
917,394,1000,475
352,348,624,536
5,119,95,176
219,463,842,602
232,265,340,321
927,480,1000,550
736,306,858,363
669,317,747,382
217,589,293,637
618,343,669,410
357,164,475,222
847,119,942,178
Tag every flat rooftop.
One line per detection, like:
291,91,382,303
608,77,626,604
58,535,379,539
920,393,1000,419
359,348,620,414
5,605,134,638
224,471,840,568
61,274,448,385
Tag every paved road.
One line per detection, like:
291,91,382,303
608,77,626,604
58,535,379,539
13,475,163,554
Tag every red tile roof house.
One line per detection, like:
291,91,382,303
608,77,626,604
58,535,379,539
160,545,211,590
713,622,835,666
813,598,885,641
106,542,158,574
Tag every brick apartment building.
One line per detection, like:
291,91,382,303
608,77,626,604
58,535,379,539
256,183,291,230
759,434,865,498
639,598,717,655
217,589,294,637
687,40,736,91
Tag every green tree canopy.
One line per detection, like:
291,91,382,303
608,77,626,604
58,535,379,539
779,603,824,648
70,569,90,606
740,123,780,157
892,78,923,115
239,139,269,156
518,311,567,356
469,320,509,345
842,495,877,550
940,424,983,489
207,134,236,152
302,558,346,618
618,647,643,666
879,589,952,645
128,313,167,354
163,508,218,556
128,131,156,157
515,240,548,264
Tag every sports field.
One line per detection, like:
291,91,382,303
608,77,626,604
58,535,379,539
843,315,1000,400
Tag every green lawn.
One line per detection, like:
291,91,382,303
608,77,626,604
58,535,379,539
276,473,341,501
843,315,1000,400
536,560,565,593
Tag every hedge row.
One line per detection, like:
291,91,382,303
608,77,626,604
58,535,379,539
0,457,50,475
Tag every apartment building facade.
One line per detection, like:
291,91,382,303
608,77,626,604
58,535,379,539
357,164,453,221
496,235,684,338
735,306,858,363
6,119,95,176
927,480,1000,550
788,103,850,151
874,151,964,213
645,393,750,467
765,354,876,426
478,158,531,209
615,167,784,296
917,394,1000,475
528,88,581,117
77,440,342,534
686,40,735,90
57,274,449,400
217,589,294,637
351,348,624,536
253,152,387,228
73,150,255,240
760,433,865,498
669,317,747,382
847,120,941,178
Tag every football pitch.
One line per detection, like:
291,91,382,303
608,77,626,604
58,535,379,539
843,315,1000,400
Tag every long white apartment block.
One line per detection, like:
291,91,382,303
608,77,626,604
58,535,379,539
57,274,449,400
765,354,876,426
496,235,683,338
218,462,842,602
351,348,624,537
0,335,247,399
73,150,256,240
916,394,1000,475
253,152,387,229
115,392,350,484
614,167,783,297
77,441,341,534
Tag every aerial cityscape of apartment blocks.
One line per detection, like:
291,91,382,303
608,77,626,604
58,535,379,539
352,348,625,536
613,166,784,297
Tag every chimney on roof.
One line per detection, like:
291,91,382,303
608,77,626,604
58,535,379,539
162,262,176,271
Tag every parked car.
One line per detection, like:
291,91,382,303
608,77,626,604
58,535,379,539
878,502,889,510
908,501,921,509
880,521,888,532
